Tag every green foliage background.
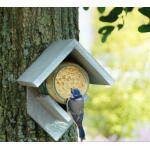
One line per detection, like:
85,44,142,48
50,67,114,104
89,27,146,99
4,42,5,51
84,8,150,139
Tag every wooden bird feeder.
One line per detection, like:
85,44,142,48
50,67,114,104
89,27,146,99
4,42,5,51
17,39,114,141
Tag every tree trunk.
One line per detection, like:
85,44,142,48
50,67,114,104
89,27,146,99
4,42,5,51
0,8,79,142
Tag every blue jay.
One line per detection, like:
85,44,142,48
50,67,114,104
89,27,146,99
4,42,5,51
67,88,85,141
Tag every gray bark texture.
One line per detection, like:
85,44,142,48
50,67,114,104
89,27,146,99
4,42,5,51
0,7,79,142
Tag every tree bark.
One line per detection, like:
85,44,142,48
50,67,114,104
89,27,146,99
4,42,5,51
0,8,79,142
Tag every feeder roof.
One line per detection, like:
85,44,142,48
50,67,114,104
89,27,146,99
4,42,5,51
17,39,114,87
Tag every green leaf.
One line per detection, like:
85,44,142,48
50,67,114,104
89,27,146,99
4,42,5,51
138,24,150,33
99,7,123,23
97,7,105,14
117,24,124,30
138,7,150,18
124,7,134,14
98,26,114,34
98,26,115,42
83,7,89,10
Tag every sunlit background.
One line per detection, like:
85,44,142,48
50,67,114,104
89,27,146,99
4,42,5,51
79,7,150,141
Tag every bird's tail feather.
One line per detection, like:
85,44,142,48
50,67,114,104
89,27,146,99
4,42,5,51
79,126,85,141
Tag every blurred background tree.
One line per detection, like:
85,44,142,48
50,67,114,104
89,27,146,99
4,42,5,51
83,8,150,141
84,7,150,43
